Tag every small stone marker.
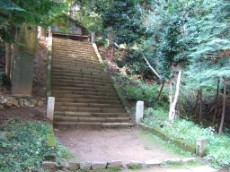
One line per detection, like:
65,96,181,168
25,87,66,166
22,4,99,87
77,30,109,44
92,162,107,169
135,101,144,123
91,32,96,43
107,160,123,168
196,138,207,156
47,97,55,123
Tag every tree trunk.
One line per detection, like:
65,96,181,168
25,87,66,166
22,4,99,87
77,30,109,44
156,81,165,103
169,70,182,120
192,91,200,116
212,79,220,123
108,28,114,46
5,43,12,76
199,88,203,123
218,80,227,134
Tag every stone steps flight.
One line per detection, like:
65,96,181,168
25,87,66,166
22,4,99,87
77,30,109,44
51,36,133,127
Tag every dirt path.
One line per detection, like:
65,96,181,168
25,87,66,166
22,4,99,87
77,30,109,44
122,166,219,172
55,127,183,163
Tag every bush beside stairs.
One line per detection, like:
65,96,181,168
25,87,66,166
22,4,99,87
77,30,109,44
51,37,133,127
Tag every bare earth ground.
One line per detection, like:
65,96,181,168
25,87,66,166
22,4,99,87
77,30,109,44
0,106,46,126
0,107,223,171
122,166,219,172
55,127,183,163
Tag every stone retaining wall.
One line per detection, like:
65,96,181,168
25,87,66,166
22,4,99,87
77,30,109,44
0,95,45,110
42,158,197,171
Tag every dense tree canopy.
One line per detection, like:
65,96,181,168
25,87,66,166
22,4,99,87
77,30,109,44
73,0,147,45
0,0,66,42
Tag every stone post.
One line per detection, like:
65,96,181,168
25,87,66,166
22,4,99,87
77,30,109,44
47,97,55,123
196,138,207,156
91,32,96,43
135,101,144,123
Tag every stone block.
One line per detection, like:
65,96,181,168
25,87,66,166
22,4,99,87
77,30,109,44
42,161,57,170
68,162,80,170
107,160,123,168
80,162,92,170
181,157,196,163
8,97,19,107
47,97,55,123
37,100,44,106
144,160,162,166
196,138,207,156
61,162,69,171
92,162,107,169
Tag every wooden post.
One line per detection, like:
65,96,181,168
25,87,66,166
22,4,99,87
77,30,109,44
218,80,227,134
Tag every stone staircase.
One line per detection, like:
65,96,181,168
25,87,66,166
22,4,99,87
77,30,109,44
51,36,133,127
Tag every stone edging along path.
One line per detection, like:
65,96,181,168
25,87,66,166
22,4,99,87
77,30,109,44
0,95,45,109
42,157,197,171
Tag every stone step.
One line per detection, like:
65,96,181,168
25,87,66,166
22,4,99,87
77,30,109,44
52,55,98,62
51,71,110,79
54,111,129,117
52,58,100,65
54,98,121,104
51,88,114,96
51,79,113,87
51,73,110,80
52,66,104,73
52,49,95,56
54,106,126,113
51,70,108,78
52,76,112,84
52,62,102,69
55,102,123,108
54,116,130,123
52,83,114,90
53,121,134,128
53,43,95,53
52,90,117,97
52,42,92,48
53,39,92,47
53,93,118,100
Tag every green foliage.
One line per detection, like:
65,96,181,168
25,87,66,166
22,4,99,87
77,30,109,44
102,0,146,45
74,0,147,45
0,0,66,42
184,0,230,89
0,72,10,87
127,164,142,170
121,77,168,106
142,108,230,169
0,119,71,171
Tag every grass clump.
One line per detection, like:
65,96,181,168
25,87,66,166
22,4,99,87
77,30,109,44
127,164,142,170
0,118,71,172
142,107,230,169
